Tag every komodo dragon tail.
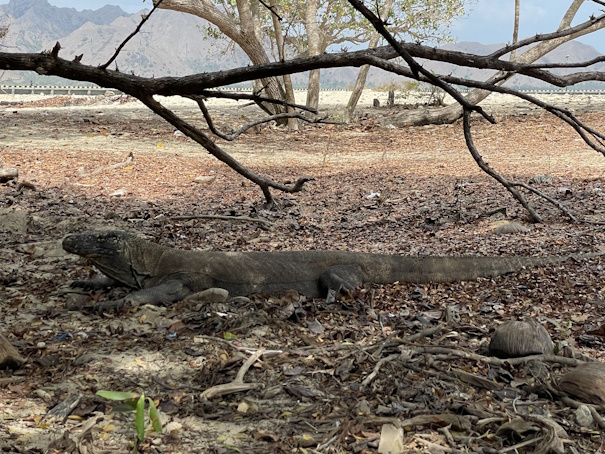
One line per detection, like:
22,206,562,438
363,251,604,284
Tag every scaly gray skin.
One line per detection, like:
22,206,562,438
63,230,602,313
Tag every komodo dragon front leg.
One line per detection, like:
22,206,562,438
72,279,191,313
71,276,118,290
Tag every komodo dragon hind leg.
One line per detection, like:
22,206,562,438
319,264,364,303
91,280,191,314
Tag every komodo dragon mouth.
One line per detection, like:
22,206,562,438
63,230,142,289
63,230,129,257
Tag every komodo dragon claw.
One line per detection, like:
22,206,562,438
89,299,126,314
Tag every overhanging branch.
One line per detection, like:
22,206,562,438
136,93,313,207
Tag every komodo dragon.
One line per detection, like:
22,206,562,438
63,230,602,312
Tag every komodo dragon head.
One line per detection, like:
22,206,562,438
63,230,144,288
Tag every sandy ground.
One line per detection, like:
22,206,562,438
3,88,605,112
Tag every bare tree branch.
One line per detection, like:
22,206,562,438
512,182,578,222
2,6,605,218
5,31,605,98
462,108,581,222
462,109,543,223
188,90,317,114
346,0,496,124
100,0,165,70
489,14,605,59
135,93,312,207
193,96,336,140
528,56,605,69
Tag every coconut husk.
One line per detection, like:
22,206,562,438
557,362,605,405
488,319,554,358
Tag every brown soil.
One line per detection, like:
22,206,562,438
2,95,605,453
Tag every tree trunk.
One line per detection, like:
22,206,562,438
306,69,321,110
344,0,395,122
304,0,321,110
270,0,299,130
345,64,372,122
157,0,286,114
383,0,603,127
510,0,520,60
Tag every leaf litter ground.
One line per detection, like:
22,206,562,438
2,95,605,453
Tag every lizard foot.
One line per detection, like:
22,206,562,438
70,276,116,290
91,299,126,315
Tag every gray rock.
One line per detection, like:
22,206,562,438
575,404,594,427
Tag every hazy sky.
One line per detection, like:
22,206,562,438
5,0,605,52
451,0,604,52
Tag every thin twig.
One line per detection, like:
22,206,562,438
200,348,265,400
488,14,605,59
513,182,578,222
100,0,164,70
187,91,317,114
194,97,336,140
256,0,282,21
360,353,399,388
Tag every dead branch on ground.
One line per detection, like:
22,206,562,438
200,348,265,400
170,213,273,228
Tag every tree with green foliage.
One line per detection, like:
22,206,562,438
156,0,470,115
271,0,469,113
154,0,288,117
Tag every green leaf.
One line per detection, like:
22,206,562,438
135,394,145,442
96,390,140,401
113,401,139,412
147,398,163,433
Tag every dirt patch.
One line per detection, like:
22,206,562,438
2,94,605,453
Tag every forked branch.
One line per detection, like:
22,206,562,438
193,96,336,141
137,93,312,207
462,109,576,223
